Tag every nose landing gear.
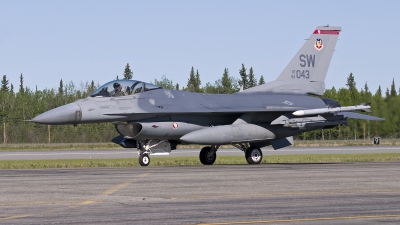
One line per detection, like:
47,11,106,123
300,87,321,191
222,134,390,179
139,154,150,166
137,140,171,166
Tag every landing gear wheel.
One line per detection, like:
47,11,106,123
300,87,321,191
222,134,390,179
245,146,263,164
199,146,216,165
139,154,150,166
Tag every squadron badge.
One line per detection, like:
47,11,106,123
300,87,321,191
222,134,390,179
315,38,323,51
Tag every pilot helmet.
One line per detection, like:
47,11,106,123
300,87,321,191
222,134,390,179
113,83,121,89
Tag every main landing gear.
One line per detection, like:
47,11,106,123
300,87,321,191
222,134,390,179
198,144,263,165
245,146,263,164
199,145,219,165
233,143,263,164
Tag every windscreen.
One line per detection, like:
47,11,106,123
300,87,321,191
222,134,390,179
89,80,161,97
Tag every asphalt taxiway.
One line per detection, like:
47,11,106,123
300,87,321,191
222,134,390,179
1,162,400,224
1,145,400,160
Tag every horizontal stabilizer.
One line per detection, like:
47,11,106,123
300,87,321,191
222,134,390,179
270,136,294,150
338,112,385,121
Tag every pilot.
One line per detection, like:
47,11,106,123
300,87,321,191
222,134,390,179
111,82,126,97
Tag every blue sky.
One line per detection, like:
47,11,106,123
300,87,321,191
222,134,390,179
1,0,399,93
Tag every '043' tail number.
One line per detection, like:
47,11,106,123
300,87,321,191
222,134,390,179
291,70,310,79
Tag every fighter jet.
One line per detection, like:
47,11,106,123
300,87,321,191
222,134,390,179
30,25,384,166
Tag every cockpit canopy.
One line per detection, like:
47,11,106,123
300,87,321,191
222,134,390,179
89,80,162,97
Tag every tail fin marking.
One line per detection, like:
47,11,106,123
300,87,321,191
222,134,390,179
242,25,341,95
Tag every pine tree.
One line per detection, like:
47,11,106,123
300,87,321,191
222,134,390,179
87,80,96,94
221,68,231,93
19,73,24,94
259,75,265,85
390,78,397,97
186,67,196,92
247,67,257,88
1,75,9,91
58,79,64,95
346,73,356,90
238,64,248,89
362,82,372,103
346,73,359,100
364,82,369,94
376,85,382,97
216,68,239,94
195,70,201,92
123,63,133,79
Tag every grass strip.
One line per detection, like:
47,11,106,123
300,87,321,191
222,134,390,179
1,153,400,169
1,139,400,151
0,143,121,151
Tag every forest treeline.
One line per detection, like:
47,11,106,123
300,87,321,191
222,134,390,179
1,63,399,143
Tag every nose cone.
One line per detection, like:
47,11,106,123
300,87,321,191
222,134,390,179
30,103,82,125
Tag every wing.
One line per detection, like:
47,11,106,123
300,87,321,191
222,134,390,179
337,112,384,121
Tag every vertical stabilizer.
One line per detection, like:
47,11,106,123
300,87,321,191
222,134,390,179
243,25,341,95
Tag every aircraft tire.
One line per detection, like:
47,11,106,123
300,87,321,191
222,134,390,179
199,146,216,165
245,146,263,164
139,154,150,166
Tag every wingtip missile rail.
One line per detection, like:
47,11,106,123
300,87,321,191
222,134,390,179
292,104,371,116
